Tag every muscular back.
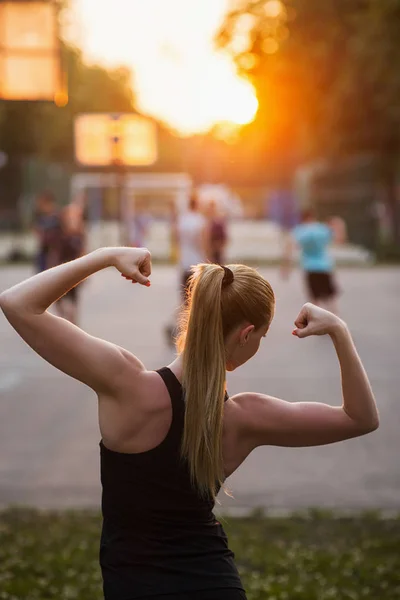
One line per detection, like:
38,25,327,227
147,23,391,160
98,364,251,480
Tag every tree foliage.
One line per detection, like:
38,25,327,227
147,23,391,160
218,0,400,159
218,0,400,238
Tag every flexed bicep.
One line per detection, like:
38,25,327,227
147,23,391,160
236,393,376,449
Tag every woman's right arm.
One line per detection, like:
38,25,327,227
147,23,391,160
236,304,379,448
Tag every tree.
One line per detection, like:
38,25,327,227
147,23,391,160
218,0,400,239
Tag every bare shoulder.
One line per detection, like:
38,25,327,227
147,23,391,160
98,364,173,451
103,345,145,390
117,345,146,372
228,392,272,437
110,356,169,411
220,393,279,475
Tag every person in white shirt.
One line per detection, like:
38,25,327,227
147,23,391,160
166,192,209,346
174,191,209,302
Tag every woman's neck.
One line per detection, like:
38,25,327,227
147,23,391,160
167,355,227,391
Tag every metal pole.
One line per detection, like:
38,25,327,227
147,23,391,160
110,112,128,246
111,121,126,246
116,162,127,246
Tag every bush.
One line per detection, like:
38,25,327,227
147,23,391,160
0,508,399,599
376,240,400,263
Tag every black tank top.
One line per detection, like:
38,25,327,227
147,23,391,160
100,367,244,599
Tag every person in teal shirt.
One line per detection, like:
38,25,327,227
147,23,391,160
282,209,346,314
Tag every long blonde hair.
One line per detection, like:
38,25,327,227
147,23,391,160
177,263,275,500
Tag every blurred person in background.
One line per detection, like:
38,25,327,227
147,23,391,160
165,191,208,346
55,201,86,325
74,190,90,225
33,191,62,272
176,191,209,299
0,246,379,600
269,187,299,233
206,200,228,265
281,209,347,314
125,204,151,248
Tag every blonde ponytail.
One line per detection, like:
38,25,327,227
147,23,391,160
177,263,275,501
179,264,226,499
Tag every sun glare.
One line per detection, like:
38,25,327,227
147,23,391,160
68,0,258,136
210,68,258,127
264,0,286,18
134,52,258,135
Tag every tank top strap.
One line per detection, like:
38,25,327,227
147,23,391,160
156,367,185,446
156,367,229,416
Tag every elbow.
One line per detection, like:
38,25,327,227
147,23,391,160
0,290,23,318
0,290,13,313
1,290,40,319
367,417,380,433
359,416,380,435
343,406,379,435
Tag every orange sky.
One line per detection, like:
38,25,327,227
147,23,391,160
67,0,258,135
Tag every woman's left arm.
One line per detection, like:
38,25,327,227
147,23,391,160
0,247,151,394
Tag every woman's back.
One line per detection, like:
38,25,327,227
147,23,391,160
100,366,245,599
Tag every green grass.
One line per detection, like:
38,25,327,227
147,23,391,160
1,508,400,599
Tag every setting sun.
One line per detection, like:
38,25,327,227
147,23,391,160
67,0,258,135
